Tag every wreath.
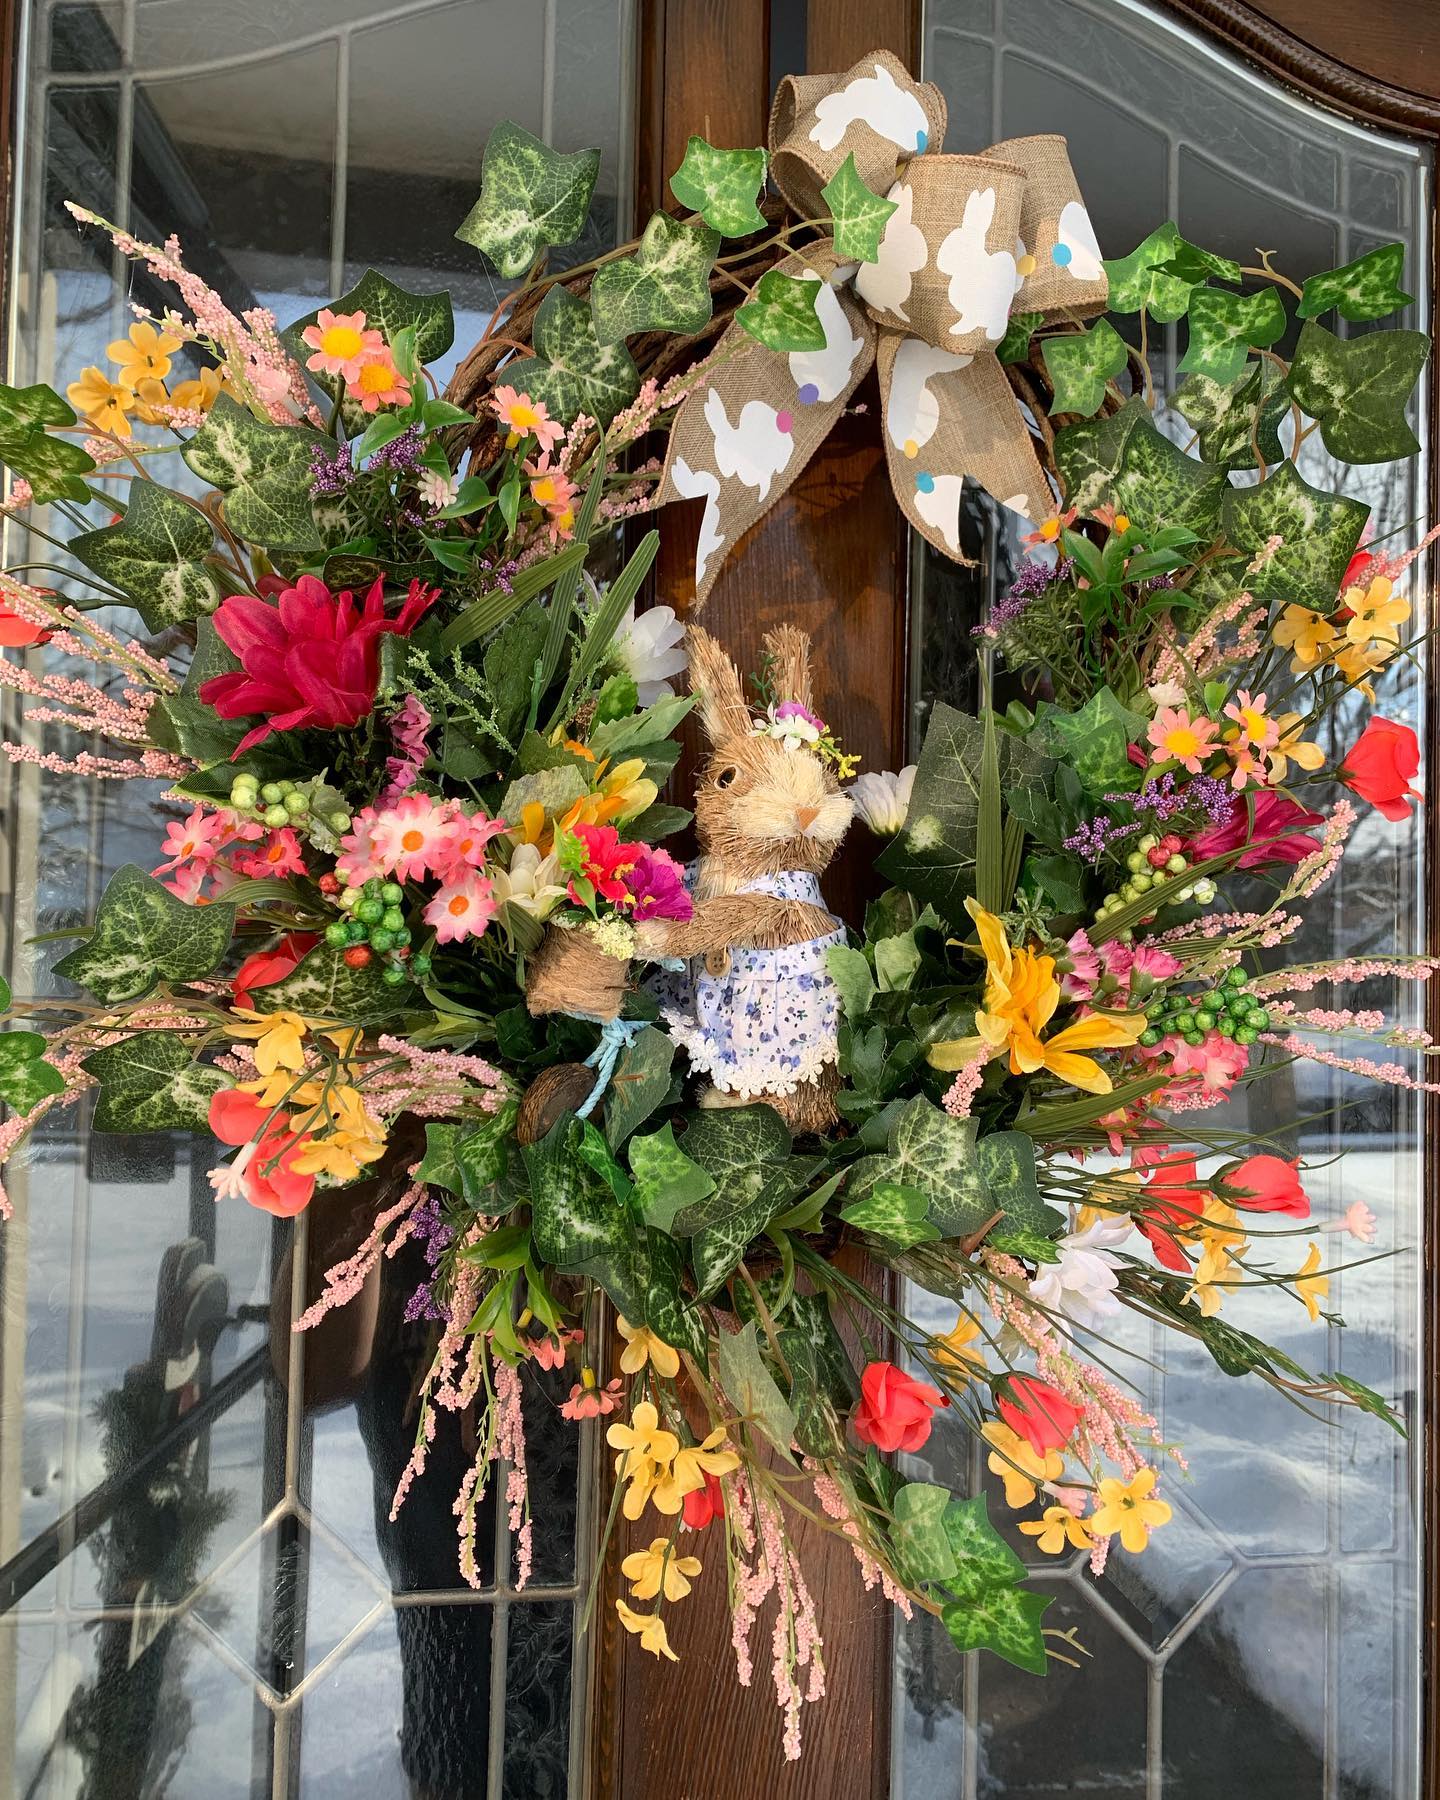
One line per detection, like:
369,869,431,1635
0,49,1430,1756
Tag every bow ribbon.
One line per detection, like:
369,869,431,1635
657,49,1108,603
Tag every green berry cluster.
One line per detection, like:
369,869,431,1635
325,876,431,986
1095,832,1218,933
1137,966,1271,1049
228,773,351,836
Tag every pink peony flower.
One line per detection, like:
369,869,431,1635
199,574,437,756
424,870,496,944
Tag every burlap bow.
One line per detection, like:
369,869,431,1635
657,49,1108,604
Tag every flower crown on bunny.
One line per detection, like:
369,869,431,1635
643,623,854,1134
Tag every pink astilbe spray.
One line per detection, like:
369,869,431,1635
370,1036,508,1117
726,1475,827,1761
942,1054,987,1120
807,1463,912,1617
294,1175,427,1332
495,1358,533,1589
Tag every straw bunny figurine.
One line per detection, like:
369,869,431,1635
641,624,854,1133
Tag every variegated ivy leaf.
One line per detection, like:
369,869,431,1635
254,942,415,1023
182,394,329,552
941,1495,1028,1601
1041,319,1128,417
0,380,94,504
589,211,719,345
643,1229,708,1363
715,1321,798,1460
1053,399,1224,537
998,310,1044,365
1178,285,1287,386
1286,320,1428,465
820,152,898,263
735,269,826,352
498,284,640,427
628,1122,715,1232
1033,687,1147,797
523,1117,646,1317
80,1030,224,1133
604,1025,675,1148
1101,222,1198,322
415,1108,517,1203
676,1106,801,1296
893,1482,957,1584
842,1096,991,1237
70,482,219,630
0,1031,66,1114
1172,362,1287,470
1221,460,1369,611
500,763,589,824
53,866,235,1005
1297,242,1412,323
455,120,600,279
1156,239,1243,286
0,381,74,430
974,1132,1059,1237
669,135,767,237
840,1177,940,1250
942,1587,1054,1675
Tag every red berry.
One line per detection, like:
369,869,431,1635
317,872,340,895
343,945,372,969
1147,847,1169,869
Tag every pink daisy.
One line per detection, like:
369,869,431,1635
1147,706,1219,775
233,828,307,880
371,794,453,883
153,805,223,875
337,807,385,884
438,805,507,879
160,861,208,903
492,385,563,456
424,870,496,945
301,308,384,382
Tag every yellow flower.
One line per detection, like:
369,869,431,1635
929,900,1146,1094
617,1317,682,1379
66,365,135,436
1344,574,1410,649
225,1009,312,1075
607,1401,680,1520
169,365,233,414
1018,1505,1094,1555
1273,604,1338,673
931,1310,987,1382
1266,712,1326,784
108,321,181,389
288,1085,388,1181
982,1421,1063,1509
1089,1468,1171,1553
649,1429,741,1515
1185,1239,1240,1317
621,1539,703,1602
597,757,659,824
615,1599,679,1661
1294,1242,1330,1322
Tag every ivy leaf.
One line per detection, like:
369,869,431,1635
643,1228,707,1362
0,388,95,502
604,1024,675,1148
253,942,414,1023
820,152,898,263
0,381,74,430
974,1133,1060,1238
1286,320,1427,464
589,212,719,345
1178,286,1287,386
455,120,600,279
53,866,235,1005
1041,319,1128,417
1172,362,1287,470
1298,243,1412,323
669,136,767,237
941,1586,1054,1676
627,1122,715,1232
523,1117,646,1317
182,394,328,552
840,1178,940,1250
1033,686,1148,796
998,310,1044,364
1156,238,1243,285
0,1032,67,1113
80,1030,224,1133
1220,459,1368,610
70,483,219,630
714,1321,798,1461
1056,399,1224,537
1101,222,1198,321
735,269,826,352
678,1107,800,1295
941,1495,1028,1601
498,284,640,427
893,1482,957,1584
826,945,876,1021
843,1096,991,1238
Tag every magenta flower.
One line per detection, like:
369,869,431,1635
1188,789,1324,869
622,846,693,921
199,574,437,756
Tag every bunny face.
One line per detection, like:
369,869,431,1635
697,734,853,879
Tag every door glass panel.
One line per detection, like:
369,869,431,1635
899,3,1428,1796
0,3,632,1794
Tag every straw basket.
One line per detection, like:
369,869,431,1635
524,924,629,1022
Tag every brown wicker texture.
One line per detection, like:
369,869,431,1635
524,924,629,1021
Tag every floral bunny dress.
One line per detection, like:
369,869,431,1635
654,867,845,1098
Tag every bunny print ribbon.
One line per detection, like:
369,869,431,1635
656,48,1108,603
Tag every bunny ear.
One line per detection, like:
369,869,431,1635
762,624,813,711
685,626,751,743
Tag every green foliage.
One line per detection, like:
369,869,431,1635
820,153,897,262
254,942,415,1023
1041,319,1128,417
714,1321,798,1459
289,271,455,377
54,866,234,1005
1054,399,1224,537
80,1031,224,1132
1220,460,1368,610
892,1483,1048,1673
1286,320,1427,464
0,1032,67,1113
524,1115,646,1317
941,1585,1054,1676
0,381,94,503
669,136,767,237
589,212,719,345
1102,221,1206,321
628,1122,716,1231
182,395,328,552
456,120,600,278
839,1178,940,1250
1172,363,1287,470
604,1024,676,1147
498,284,640,427
735,270,827,352
1178,286,1286,385
71,483,219,631
1032,687,1147,797
826,945,876,1020
1297,243,1412,322
416,1107,518,1203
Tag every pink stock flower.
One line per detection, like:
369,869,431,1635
199,575,437,756
232,827,307,880
153,804,223,874
1060,929,1100,1001
424,870,496,944
1189,789,1324,869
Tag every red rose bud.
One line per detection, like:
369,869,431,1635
230,931,318,1009
682,1470,726,1531
996,1375,1081,1455
1339,717,1422,822
851,1360,945,1454
1221,1153,1310,1218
